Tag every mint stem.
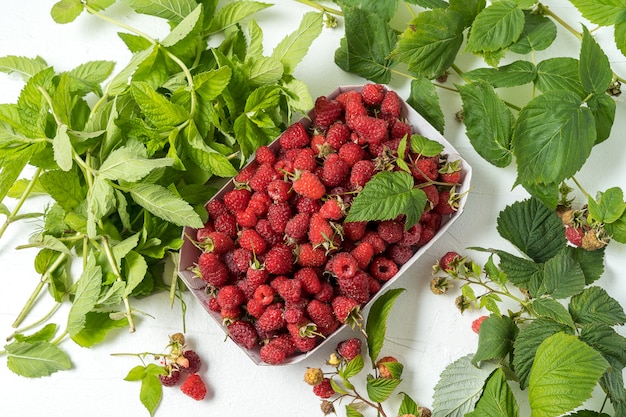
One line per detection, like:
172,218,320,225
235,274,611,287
6,302,61,341
293,0,343,16
0,167,43,240
101,236,136,333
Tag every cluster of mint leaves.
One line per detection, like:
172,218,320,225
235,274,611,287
0,0,325,378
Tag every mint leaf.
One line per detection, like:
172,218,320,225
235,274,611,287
126,0,198,24
207,1,272,33
457,80,514,168
17,67,55,138
12,324,58,343
528,332,609,416
463,60,536,88
0,55,49,80
569,286,626,326
365,288,405,366
465,0,525,53
512,90,595,185
123,250,148,296
5,341,72,377
334,7,397,83
465,368,520,417
68,60,115,95
127,182,204,228
87,177,114,238
131,81,189,128
67,254,103,336
496,198,566,263
587,187,626,224
432,354,498,417
509,12,557,54
71,312,128,347
535,57,586,97
51,0,84,24
580,26,613,94
568,0,626,26
98,140,174,182
271,11,323,74
337,0,400,22
542,253,586,299
39,169,85,211
472,314,518,365
345,171,426,229
393,8,464,80
160,3,202,47
407,78,445,133
243,56,284,86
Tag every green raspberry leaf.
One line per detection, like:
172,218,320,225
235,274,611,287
472,314,518,365
366,376,402,403
398,393,419,416
86,0,115,11
496,198,566,263
535,57,586,98
580,323,626,368
405,0,448,9
51,0,85,24
509,12,557,54
457,80,514,168
528,332,609,416
568,0,626,26
587,93,616,144
569,286,626,326
566,246,605,285
345,171,426,230
465,368,520,417
512,90,595,185
465,0,525,53
464,60,536,88
393,8,464,80
587,187,626,224
615,12,626,56
449,0,487,28
140,365,165,416
5,340,72,377
71,312,129,347
409,134,444,157
542,252,586,299
531,298,576,329
580,26,613,94
605,211,626,243
336,0,400,22
365,288,405,366
407,78,445,134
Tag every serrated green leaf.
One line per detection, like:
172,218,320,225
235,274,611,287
542,253,586,299
87,0,115,11
337,0,400,22
282,78,313,115
473,314,518,365
406,0,448,8
345,404,364,417
365,288,405,366
496,198,566,263
345,171,426,230
565,246,605,285
615,12,626,56
5,341,72,377
334,7,397,84
52,125,73,170
580,26,613,94
271,11,323,74
68,60,115,95
243,56,284,86
605,211,626,243
449,0,486,28
587,93,616,144
17,67,55,138
131,81,189,128
569,286,626,326
588,187,626,224
207,1,272,33
407,78,445,133
98,140,174,182
466,1,525,53
528,332,609,417
432,354,497,417
367,377,402,403
410,134,444,157
568,0,626,26
38,168,85,211
465,368,520,417
0,55,49,80
531,298,575,329
341,354,365,379
51,0,84,24
398,392,419,415
509,12,557,54
535,57,586,97
457,80,514,168
123,250,148,296
194,67,232,101
512,90,595,185
464,60,536,88
139,370,164,416
161,3,202,47
126,0,197,23
128,182,203,228
184,122,238,177
67,255,102,336
13,324,58,343
580,323,626,368
71,311,128,347
393,8,464,80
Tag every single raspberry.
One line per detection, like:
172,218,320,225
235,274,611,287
297,242,328,267
343,98,368,128
213,212,238,238
438,160,462,184
410,157,439,183
289,324,319,352
246,298,266,318
266,179,292,203
315,281,335,303
227,320,259,349
439,251,462,272
293,171,326,200
284,305,305,324
416,227,436,247
310,134,328,155
338,142,366,167
565,226,584,247
256,303,286,335
304,367,324,386
246,263,269,287
420,210,442,231
296,196,323,214
351,115,388,145
238,228,267,255
472,315,489,334
264,243,293,275
313,378,335,399
350,242,375,269
337,270,370,304
180,373,207,400
223,188,251,214
390,119,412,140
320,153,350,188
294,267,322,295
206,296,220,312
349,159,376,189
343,221,367,241
306,299,337,332
326,122,351,150
314,96,343,129
319,198,344,220
369,256,399,281
248,191,272,216
380,90,402,117
361,83,385,106
276,277,303,303
279,121,310,149
377,220,404,244
255,145,276,165
321,400,335,415
253,284,275,305
331,295,361,325
180,350,201,374
230,247,254,273
336,338,362,361
206,198,229,219
234,162,257,184
368,275,382,295
197,251,229,287
268,332,297,357
267,201,292,233
308,213,338,249
421,184,440,209
328,252,358,280
159,367,181,387
361,231,388,254
285,212,311,242
255,218,282,246
434,188,460,215
217,285,245,310
387,244,414,266
259,342,287,365
376,356,399,379
235,207,258,228
336,89,362,107
249,162,280,192
198,230,234,254
398,223,422,246
292,147,317,171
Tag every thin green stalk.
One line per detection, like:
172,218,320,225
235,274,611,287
101,236,136,333
293,0,343,16
0,166,43,240
6,302,61,341
51,329,68,345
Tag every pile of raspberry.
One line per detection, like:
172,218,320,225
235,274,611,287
192,84,463,365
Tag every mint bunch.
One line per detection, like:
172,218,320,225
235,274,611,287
1,0,323,377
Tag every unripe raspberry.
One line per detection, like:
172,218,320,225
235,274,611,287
304,367,324,386
376,356,398,379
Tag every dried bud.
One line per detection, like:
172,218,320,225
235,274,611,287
455,295,471,313
430,276,450,295
320,400,335,415
304,367,324,386
581,229,607,251
327,353,342,367
418,407,432,417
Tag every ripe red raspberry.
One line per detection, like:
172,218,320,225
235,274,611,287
331,295,361,324
565,226,584,247
320,153,350,187
235,207,258,228
284,305,305,324
328,252,358,280
249,162,279,192
326,122,351,150
306,299,337,333
361,231,388,254
390,119,412,140
217,285,245,310
420,210,442,231
350,241,375,269
297,242,328,267
230,247,254,273
206,198,229,219
293,171,326,200
227,320,259,349
387,244,414,266
248,191,272,216
308,213,337,249
238,228,267,255
361,83,385,106
259,342,288,365
159,367,181,387
267,201,292,233
294,267,322,295
235,162,258,185
197,251,229,287
276,277,303,303
410,157,439,183
253,284,275,305
268,332,297,357
369,256,399,281
313,378,335,399
179,349,201,374
313,96,343,129
337,270,370,304
279,121,310,149
197,230,234,254
336,89,362,107
296,196,322,214
421,184,440,209
439,251,461,272
223,188,251,214
264,243,293,275
398,223,422,246
256,303,286,334
292,147,317,171
336,337,362,361
381,90,402,117
246,298,266,318
255,218,282,247
315,281,335,303
416,226,436,247
434,188,459,215
266,179,292,203
472,315,489,334
439,161,462,184
338,142,366,167
344,98,368,128
285,212,311,242
288,322,319,352
319,198,344,220
343,221,367,241
213,212,237,238
310,134,328,155
349,159,376,189
351,115,388,145
255,145,276,165
180,373,207,401
377,220,404,244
